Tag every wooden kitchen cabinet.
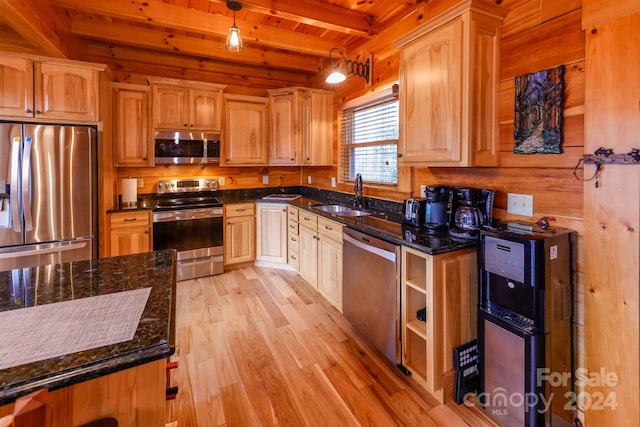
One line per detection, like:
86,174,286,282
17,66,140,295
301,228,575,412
224,203,255,265
0,55,102,122
255,203,289,267
113,83,152,167
297,210,343,311
287,206,300,271
148,77,226,131
395,0,507,167
267,87,333,166
401,245,477,403
222,94,269,166
108,211,152,257
301,89,333,166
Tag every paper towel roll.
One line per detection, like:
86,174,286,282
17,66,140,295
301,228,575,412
121,178,138,208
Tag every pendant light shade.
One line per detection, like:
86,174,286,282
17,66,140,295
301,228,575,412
225,1,243,53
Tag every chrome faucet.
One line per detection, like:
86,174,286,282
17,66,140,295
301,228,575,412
354,173,364,208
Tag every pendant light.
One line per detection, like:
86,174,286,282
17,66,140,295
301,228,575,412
226,0,243,53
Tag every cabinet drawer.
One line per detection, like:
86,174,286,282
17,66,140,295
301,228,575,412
287,219,299,234
287,206,299,221
110,211,150,228
299,211,318,229
288,250,300,271
225,203,255,217
317,217,343,242
288,232,299,253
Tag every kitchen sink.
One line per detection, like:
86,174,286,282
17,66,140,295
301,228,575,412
311,204,371,217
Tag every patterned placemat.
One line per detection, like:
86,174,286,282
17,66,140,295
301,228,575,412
0,288,151,370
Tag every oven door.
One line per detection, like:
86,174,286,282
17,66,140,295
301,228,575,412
152,208,223,280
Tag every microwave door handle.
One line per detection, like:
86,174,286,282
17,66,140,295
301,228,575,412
10,136,22,232
21,136,33,231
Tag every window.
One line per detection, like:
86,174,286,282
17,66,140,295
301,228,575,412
339,85,399,185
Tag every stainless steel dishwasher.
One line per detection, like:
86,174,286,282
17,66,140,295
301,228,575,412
342,228,400,364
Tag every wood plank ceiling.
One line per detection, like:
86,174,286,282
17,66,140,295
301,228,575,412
0,0,424,89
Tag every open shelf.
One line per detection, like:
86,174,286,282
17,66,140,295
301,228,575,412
404,328,427,381
406,319,427,339
403,249,429,292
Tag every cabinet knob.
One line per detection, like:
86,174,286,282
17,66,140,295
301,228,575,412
227,222,230,225
190,124,194,127
35,110,42,115
144,230,149,234
325,226,333,231
397,153,403,158
25,109,32,113
183,123,188,127
291,255,297,260
142,157,147,161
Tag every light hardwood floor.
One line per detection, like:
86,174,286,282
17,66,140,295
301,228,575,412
166,265,499,427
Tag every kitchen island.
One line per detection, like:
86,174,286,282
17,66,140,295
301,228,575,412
0,249,176,426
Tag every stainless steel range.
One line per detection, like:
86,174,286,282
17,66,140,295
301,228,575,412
152,179,223,281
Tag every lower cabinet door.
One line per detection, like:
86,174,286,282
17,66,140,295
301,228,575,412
317,235,342,311
224,215,255,265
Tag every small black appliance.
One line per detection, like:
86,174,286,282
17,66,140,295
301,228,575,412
402,197,427,227
449,187,494,239
424,185,453,232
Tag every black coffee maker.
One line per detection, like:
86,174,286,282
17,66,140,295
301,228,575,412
423,185,453,232
449,187,494,239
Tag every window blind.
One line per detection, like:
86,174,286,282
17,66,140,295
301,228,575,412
340,86,399,185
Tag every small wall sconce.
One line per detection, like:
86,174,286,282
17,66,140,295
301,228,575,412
225,0,243,53
325,48,372,85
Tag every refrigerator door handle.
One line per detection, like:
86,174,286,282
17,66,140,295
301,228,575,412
21,136,33,232
10,136,21,233
0,240,89,259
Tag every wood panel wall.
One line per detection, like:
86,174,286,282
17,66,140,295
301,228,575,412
583,6,640,426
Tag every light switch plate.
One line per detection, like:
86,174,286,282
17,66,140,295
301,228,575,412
331,177,336,187
420,185,427,198
307,176,312,184
136,178,144,188
262,176,269,185
219,177,226,186
507,193,533,217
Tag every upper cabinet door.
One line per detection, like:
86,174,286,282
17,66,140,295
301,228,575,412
222,94,269,166
189,88,223,131
399,19,463,164
268,90,298,165
301,90,333,166
395,1,506,167
35,62,99,122
0,57,34,119
113,83,152,167
152,84,189,130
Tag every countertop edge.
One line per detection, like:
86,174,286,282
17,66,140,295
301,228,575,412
0,344,173,406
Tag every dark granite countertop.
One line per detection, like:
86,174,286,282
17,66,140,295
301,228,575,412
108,186,477,255
284,197,477,255
0,250,177,405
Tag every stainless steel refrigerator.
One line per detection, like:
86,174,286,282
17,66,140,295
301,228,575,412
0,123,97,271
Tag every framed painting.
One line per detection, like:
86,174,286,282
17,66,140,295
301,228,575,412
514,65,565,154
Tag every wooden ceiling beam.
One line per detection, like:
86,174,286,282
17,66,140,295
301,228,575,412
209,0,376,37
51,0,338,56
70,17,321,73
0,0,71,58
84,42,307,85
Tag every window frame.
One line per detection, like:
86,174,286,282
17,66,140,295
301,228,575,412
338,85,400,188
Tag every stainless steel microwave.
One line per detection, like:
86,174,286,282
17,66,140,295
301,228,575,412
154,131,220,164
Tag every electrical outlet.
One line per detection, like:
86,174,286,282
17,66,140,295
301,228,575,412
420,185,427,198
219,177,226,186
136,178,144,188
262,175,269,185
507,193,534,217
331,177,336,187
307,176,312,184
